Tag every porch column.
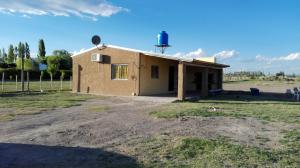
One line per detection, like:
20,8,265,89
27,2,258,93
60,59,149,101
218,69,223,89
201,68,208,97
178,62,186,100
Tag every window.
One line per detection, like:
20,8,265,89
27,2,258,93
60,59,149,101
151,65,159,79
111,64,128,80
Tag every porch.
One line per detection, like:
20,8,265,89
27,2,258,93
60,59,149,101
177,61,225,100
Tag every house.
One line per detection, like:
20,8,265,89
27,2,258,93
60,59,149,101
71,45,229,100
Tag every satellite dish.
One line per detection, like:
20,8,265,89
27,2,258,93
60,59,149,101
91,35,101,46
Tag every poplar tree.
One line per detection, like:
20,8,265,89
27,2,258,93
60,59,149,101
14,46,18,63
2,48,7,62
7,45,15,64
0,49,2,62
25,42,30,59
24,42,31,91
38,39,46,61
18,42,25,91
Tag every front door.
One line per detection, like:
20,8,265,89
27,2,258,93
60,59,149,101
168,66,175,91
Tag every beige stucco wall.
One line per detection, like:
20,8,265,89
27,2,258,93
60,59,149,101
72,46,225,97
139,54,178,95
72,47,140,96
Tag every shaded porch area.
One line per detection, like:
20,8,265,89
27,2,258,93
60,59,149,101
177,62,225,100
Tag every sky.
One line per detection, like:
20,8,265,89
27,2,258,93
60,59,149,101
0,0,300,74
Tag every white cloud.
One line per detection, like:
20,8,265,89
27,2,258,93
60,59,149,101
72,48,86,55
173,48,205,59
256,52,300,62
173,48,238,60
278,53,300,61
213,50,239,60
0,0,128,21
21,14,31,19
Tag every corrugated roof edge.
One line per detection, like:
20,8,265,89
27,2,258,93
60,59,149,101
71,44,229,67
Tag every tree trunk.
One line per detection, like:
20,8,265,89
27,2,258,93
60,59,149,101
70,76,72,90
16,74,18,91
50,74,53,89
1,72,4,92
60,76,63,91
21,59,24,92
26,71,30,91
40,75,42,92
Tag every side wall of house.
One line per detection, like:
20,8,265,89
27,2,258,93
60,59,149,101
139,54,178,95
72,47,140,96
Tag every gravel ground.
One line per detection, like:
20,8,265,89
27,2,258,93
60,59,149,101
0,96,292,168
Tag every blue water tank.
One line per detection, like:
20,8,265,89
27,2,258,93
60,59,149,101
157,31,169,46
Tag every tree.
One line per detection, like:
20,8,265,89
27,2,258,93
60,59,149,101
16,58,38,91
24,59,38,91
14,46,18,63
0,49,2,63
25,42,30,59
7,45,15,64
0,62,16,91
53,49,71,57
24,42,31,90
46,56,60,88
38,39,46,61
2,48,7,62
53,49,72,70
18,42,25,91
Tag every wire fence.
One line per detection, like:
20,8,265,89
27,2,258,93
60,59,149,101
0,79,72,93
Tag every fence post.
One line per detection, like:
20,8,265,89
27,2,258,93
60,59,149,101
60,76,63,91
27,71,30,92
70,76,72,90
40,75,42,92
16,74,18,91
2,72,4,92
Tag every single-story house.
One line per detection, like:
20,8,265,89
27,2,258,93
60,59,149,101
71,45,229,100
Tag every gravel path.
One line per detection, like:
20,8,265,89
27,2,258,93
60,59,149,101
0,96,291,167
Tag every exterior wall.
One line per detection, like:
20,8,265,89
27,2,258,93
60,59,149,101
72,47,140,96
139,54,178,95
72,46,226,97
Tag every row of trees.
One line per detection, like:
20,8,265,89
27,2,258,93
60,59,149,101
224,71,298,82
0,39,72,92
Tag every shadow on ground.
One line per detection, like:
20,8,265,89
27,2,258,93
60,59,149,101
0,143,139,168
180,90,298,104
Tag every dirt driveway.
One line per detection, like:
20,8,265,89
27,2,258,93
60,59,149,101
0,96,290,167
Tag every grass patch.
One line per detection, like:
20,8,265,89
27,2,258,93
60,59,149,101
125,136,299,167
0,114,15,121
280,129,300,150
0,80,71,93
0,92,99,121
150,94,300,123
87,106,109,113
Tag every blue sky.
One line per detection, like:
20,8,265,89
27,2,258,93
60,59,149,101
0,0,300,74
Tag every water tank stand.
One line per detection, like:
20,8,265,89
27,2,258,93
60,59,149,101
155,45,171,54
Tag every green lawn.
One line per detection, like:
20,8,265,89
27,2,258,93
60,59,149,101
127,135,299,168
0,80,72,93
147,93,300,167
150,94,300,124
0,91,97,121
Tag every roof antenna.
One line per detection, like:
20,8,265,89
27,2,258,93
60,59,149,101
91,35,106,50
